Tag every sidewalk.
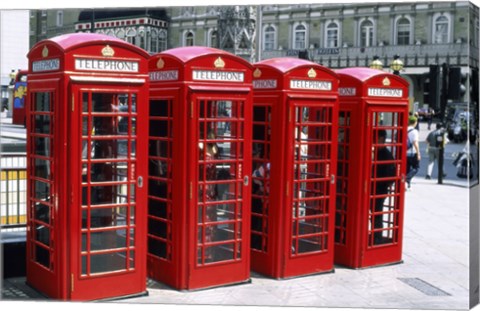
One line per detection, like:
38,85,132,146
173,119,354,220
109,179,471,310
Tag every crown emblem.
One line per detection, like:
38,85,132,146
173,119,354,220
382,77,391,86
308,68,317,78
253,68,262,78
102,45,115,57
42,46,49,58
214,57,225,68
156,57,165,69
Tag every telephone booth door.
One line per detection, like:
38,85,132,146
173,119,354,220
284,98,338,277
26,33,149,301
189,93,251,288
251,58,338,278
69,86,147,299
334,68,408,268
147,47,252,290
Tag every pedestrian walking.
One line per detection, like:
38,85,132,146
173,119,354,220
406,116,421,189
425,122,447,179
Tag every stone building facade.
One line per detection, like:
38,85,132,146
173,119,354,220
28,2,479,111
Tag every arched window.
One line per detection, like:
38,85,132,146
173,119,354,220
396,17,411,45
475,18,479,47
325,22,339,48
56,11,63,27
185,31,194,46
434,15,449,43
294,24,307,49
150,29,158,53
264,25,276,51
360,20,374,47
116,29,125,40
208,29,218,48
126,28,137,45
159,30,167,51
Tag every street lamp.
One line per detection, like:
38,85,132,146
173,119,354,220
390,54,404,75
369,55,383,70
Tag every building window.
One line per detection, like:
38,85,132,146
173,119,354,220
396,17,411,45
475,18,479,47
41,20,47,34
116,29,125,40
360,20,374,47
126,28,137,45
56,11,63,27
433,15,449,44
264,25,276,51
294,24,307,49
325,22,339,48
159,30,167,51
208,29,218,48
185,31,194,46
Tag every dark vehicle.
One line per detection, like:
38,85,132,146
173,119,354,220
446,103,474,143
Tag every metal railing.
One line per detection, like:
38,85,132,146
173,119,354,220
1,153,27,231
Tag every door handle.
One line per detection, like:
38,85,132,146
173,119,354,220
244,176,249,186
138,176,144,188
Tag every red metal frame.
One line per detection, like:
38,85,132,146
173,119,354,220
26,33,149,300
334,68,409,268
147,47,253,290
251,58,339,278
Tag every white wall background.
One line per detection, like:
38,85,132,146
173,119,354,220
0,10,29,86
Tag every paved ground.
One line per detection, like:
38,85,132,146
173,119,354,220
1,119,478,311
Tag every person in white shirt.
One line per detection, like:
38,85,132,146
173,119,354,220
406,116,421,189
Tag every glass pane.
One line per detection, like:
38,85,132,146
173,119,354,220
150,100,169,117
204,243,237,263
34,137,50,156
90,252,127,274
35,224,50,246
90,162,128,182
82,232,88,251
34,181,50,201
35,92,50,111
34,158,51,180
35,245,50,268
92,93,115,113
89,184,128,205
297,236,324,253
93,116,129,136
129,250,135,269
149,120,169,137
90,207,127,228
90,229,127,251
34,202,50,224
148,218,168,238
207,223,236,242
149,140,169,157
148,237,167,259
199,181,238,202
82,92,89,112
34,115,51,134
91,139,128,159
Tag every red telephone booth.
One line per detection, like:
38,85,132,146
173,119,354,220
26,33,149,300
334,68,409,268
250,58,338,278
147,47,252,290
